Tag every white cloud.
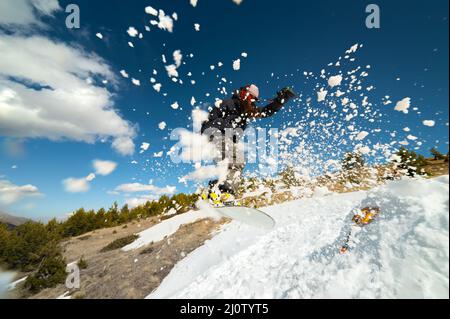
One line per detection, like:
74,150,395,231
0,0,61,27
168,129,218,163
394,97,411,114
182,161,229,182
0,179,42,204
192,109,209,132
125,195,158,208
114,183,176,195
86,173,96,181
0,35,136,155
111,136,135,156
62,177,90,193
93,160,117,176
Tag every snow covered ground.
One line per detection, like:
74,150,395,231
122,209,221,251
148,176,449,299
0,271,16,298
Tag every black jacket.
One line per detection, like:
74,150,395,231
200,93,284,135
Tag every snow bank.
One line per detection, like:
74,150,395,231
122,209,220,251
148,177,449,299
0,271,16,297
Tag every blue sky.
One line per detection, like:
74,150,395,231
0,0,448,220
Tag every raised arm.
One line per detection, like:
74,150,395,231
253,87,297,119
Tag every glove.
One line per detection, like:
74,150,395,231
276,87,297,104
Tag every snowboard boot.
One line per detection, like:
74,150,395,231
200,190,241,207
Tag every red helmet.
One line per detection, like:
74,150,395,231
239,84,260,103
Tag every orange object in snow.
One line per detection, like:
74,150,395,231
352,207,380,226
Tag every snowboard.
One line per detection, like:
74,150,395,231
198,200,275,229
214,205,276,230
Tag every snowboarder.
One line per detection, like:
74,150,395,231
201,84,296,205
339,206,381,254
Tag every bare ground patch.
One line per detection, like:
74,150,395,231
30,216,226,299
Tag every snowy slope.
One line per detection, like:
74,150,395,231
148,176,449,299
122,209,220,251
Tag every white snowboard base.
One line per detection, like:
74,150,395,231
214,206,275,230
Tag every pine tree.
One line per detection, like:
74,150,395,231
341,152,365,184
431,147,445,160
394,147,429,177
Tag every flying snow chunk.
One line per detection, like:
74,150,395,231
355,131,369,140
154,151,163,158
194,23,200,31
356,145,371,154
128,42,134,48
241,52,248,58
171,102,180,110
127,27,138,37
335,90,345,97
174,50,183,67
394,97,411,114
232,0,243,4
145,6,158,16
158,122,167,130
96,33,103,39
190,0,198,7
191,96,197,106
131,78,140,86
346,43,359,54
165,65,179,78
140,142,150,152
407,135,418,141
328,75,343,87
153,83,162,92
120,70,129,78
233,59,241,71
86,173,96,182
423,120,435,127
158,10,174,33
317,88,327,102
